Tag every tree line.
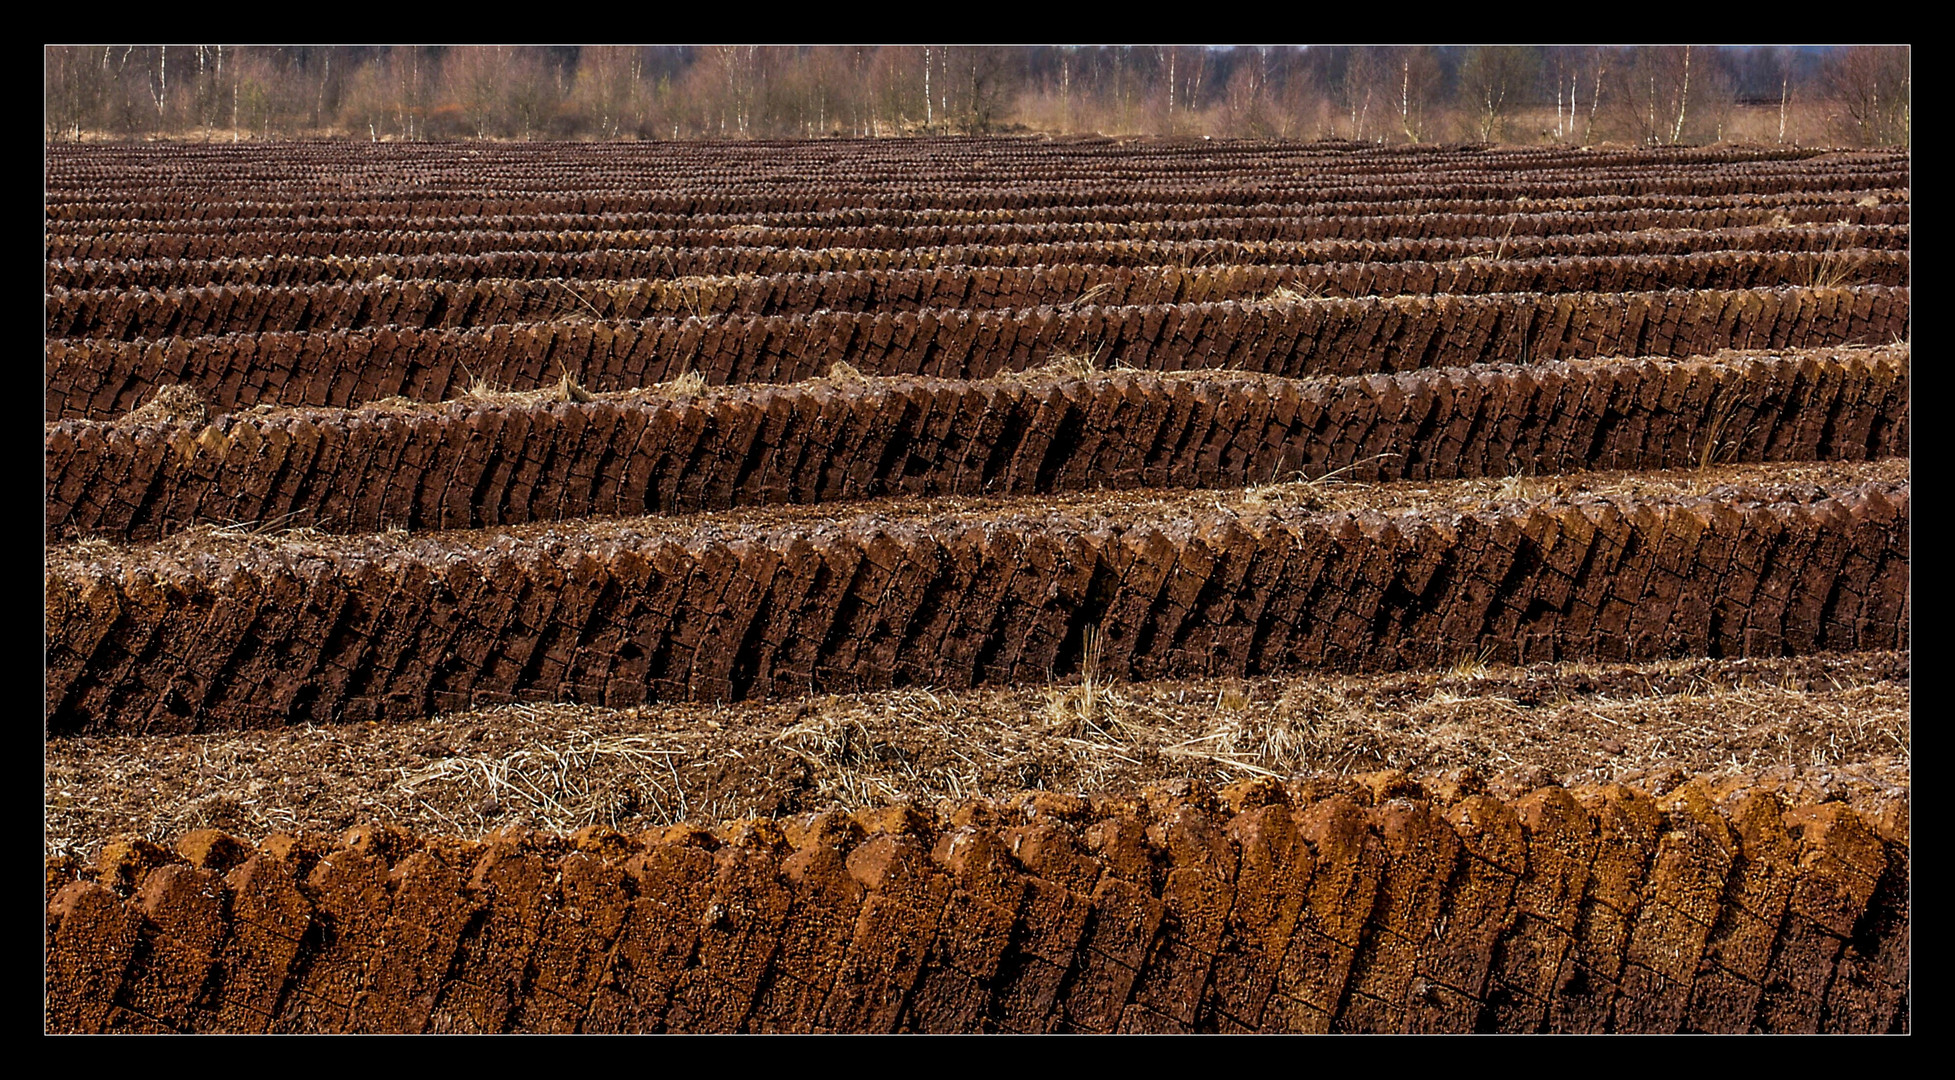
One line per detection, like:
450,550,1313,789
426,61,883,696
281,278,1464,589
44,46,1910,148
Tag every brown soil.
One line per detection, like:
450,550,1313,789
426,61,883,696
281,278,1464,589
45,650,1907,860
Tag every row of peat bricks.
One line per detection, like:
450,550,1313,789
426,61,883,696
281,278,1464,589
47,776,1908,1033
43,190,1902,239
46,286,1910,422
45,250,1912,342
47,223,1912,291
44,202,1909,262
47,350,1910,542
43,147,1903,215
46,483,1909,732
40,192,1898,244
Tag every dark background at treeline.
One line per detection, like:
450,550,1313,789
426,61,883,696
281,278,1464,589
45,46,1909,147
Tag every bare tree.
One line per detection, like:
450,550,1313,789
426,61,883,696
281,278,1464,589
446,46,508,138
951,46,1013,133
45,46,109,142
1602,45,1738,146
1390,46,1443,144
571,47,648,138
1753,46,1800,144
1457,46,1538,143
1222,48,1277,137
1692,49,1741,144
1610,46,1683,145
1340,47,1383,141
1670,45,1692,144
379,47,438,141
1584,47,1606,143
1824,46,1910,147
1544,46,1605,144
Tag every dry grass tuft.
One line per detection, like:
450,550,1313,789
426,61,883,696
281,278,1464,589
661,368,708,396
557,365,596,404
660,275,730,320
460,373,522,404
1045,627,1110,735
1240,477,1325,513
1492,218,1519,262
824,361,867,384
1803,231,1870,290
1008,344,1107,382
69,537,116,560
196,509,315,539
1696,389,1745,471
461,380,548,407
1446,647,1496,681
1239,452,1405,512
122,384,208,427
454,362,600,407
1037,630,1288,781
774,694,985,809
1262,281,1327,304
1493,473,1559,501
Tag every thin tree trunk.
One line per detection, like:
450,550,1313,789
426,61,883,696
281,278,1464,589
1403,58,1415,142
1587,63,1603,143
1061,53,1069,131
1167,48,1176,128
1671,45,1690,144
1648,75,1657,144
1779,74,1788,144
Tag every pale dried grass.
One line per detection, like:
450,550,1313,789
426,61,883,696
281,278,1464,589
120,383,208,428
1239,452,1406,511
1261,281,1327,304
1802,230,1871,290
1006,344,1108,382
46,652,1909,857
660,368,709,396
390,707,694,834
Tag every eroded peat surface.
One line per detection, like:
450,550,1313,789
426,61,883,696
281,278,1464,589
45,140,1908,1033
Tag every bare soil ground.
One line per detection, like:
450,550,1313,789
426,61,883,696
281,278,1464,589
45,649,1907,859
